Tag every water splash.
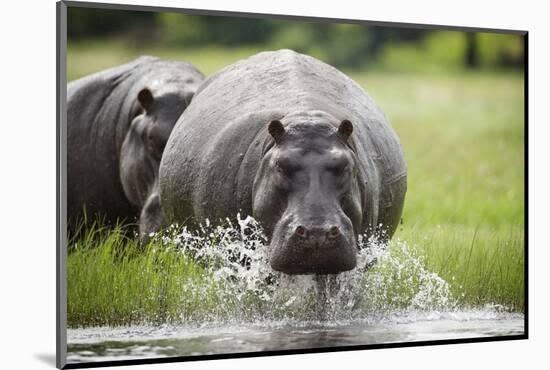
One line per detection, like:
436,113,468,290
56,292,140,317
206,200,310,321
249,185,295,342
152,215,456,324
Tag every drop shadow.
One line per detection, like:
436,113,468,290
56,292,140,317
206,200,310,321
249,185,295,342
34,353,57,367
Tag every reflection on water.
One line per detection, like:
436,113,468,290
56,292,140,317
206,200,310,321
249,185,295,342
68,310,524,363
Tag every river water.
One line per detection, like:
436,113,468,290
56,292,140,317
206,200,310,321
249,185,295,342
66,217,525,364
67,310,524,363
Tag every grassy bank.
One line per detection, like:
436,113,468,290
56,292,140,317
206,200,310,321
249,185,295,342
396,225,524,310
67,231,241,327
66,44,524,327
67,224,524,327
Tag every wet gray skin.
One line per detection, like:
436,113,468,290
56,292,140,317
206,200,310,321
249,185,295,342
254,118,360,274
160,49,407,274
67,56,204,241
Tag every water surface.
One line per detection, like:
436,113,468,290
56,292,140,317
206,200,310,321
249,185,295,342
68,310,524,363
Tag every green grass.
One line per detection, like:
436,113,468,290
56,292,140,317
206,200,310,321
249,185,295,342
67,223,264,327
67,222,301,327
68,224,524,327
360,70,524,310
67,224,215,327
355,71,524,228
395,225,524,310
67,40,269,81
357,69,525,311
66,42,525,326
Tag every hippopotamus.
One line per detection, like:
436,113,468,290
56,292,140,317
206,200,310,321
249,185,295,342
159,50,406,274
67,56,204,240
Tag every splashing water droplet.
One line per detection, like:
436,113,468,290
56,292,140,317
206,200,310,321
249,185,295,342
149,215,457,325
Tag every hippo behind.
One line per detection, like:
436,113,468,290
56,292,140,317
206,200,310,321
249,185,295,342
67,56,204,239
159,50,406,274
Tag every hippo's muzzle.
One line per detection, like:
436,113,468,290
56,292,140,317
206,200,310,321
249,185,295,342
269,219,357,274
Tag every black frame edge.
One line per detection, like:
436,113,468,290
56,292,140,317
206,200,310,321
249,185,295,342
523,32,529,338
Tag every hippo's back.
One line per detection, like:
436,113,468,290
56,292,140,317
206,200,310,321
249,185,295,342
160,50,406,233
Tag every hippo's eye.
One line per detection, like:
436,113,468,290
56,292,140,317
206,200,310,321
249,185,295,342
276,162,289,175
275,158,297,176
327,163,349,176
146,124,165,158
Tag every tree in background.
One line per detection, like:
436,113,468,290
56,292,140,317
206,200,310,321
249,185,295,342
465,32,479,68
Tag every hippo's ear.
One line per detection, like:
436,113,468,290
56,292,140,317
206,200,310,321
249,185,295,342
268,120,285,143
137,88,154,112
337,120,353,140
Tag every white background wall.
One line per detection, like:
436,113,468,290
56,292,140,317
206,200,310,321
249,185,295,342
0,0,545,368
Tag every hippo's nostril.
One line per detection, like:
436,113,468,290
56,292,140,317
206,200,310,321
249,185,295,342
295,225,308,238
327,225,340,239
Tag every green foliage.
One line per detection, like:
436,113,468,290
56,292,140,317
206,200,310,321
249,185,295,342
67,7,155,39
269,21,375,68
377,31,524,73
156,13,207,46
316,23,373,68
67,6,524,71
157,12,275,46
478,33,524,68
268,22,321,54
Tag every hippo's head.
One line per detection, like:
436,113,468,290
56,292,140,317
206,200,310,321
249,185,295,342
120,80,201,240
252,114,363,274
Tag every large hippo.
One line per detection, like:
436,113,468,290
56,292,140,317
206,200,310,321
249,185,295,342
67,56,204,239
159,50,406,274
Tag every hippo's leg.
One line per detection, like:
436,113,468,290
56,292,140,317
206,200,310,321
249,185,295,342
139,190,166,244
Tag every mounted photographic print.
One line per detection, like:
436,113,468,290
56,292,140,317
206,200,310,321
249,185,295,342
56,1,527,368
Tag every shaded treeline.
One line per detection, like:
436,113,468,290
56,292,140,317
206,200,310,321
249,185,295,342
67,7,524,70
